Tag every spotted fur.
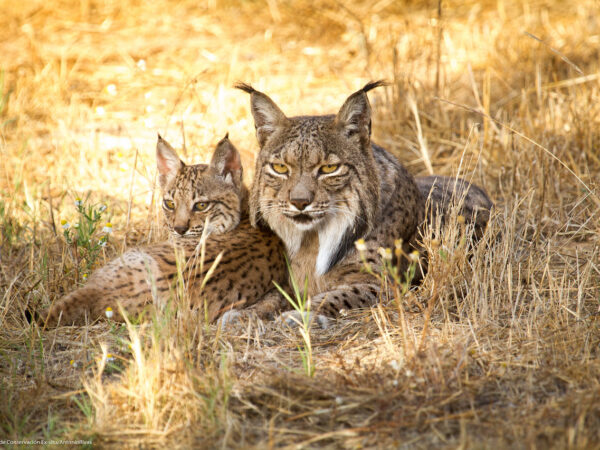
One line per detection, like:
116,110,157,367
42,220,286,326
416,175,493,238
237,81,426,316
237,82,493,318
41,136,286,326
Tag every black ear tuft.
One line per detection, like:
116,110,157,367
361,80,388,94
334,82,386,143
234,82,256,94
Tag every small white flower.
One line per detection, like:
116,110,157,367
378,247,393,261
409,250,420,263
60,219,70,229
100,240,107,248
106,353,115,362
102,223,113,234
389,360,401,371
82,273,88,280
98,204,107,212
137,59,147,71
95,106,105,116
335,396,343,405
74,198,83,207
354,239,367,252
70,359,79,368
145,105,154,113
105,307,114,318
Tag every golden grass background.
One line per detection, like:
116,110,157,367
1,0,599,447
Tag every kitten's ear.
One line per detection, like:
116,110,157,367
334,80,386,144
235,82,289,147
210,133,243,187
156,134,183,188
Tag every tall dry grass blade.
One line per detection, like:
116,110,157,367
407,93,433,175
524,31,584,75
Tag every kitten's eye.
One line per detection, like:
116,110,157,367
163,199,175,210
271,163,289,174
319,164,339,175
193,202,209,212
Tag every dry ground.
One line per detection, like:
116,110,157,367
1,0,599,448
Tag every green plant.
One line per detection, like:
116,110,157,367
42,411,66,441
195,351,233,427
274,257,315,377
62,196,111,280
72,394,94,426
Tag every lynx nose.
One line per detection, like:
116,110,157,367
174,225,188,235
290,197,311,211
289,182,314,211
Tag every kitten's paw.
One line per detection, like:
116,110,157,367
279,310,330,330
219,310,244,329
219,309,259,331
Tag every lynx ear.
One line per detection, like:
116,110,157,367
334,80,386,143
210,133,243,187
156,134,183,188
235,82,289,147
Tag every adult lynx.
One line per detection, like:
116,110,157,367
236,81,492,320
41,136,286,326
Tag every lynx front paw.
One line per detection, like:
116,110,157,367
279,310,330,330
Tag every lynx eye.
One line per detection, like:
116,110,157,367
319,164,339,175
271,163,289,174
193,202,209,212
163,199,175,210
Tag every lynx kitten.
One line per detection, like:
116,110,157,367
41,136,286,326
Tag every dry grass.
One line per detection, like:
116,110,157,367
1,0,599,447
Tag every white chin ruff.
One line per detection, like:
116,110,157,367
289,219,320,232
267,208,354,275
315,212,354,275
